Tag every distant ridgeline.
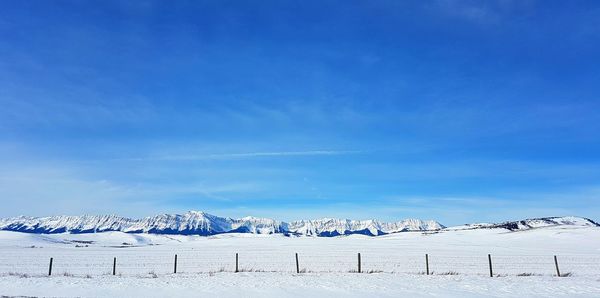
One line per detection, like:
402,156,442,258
444,216,600,231
0,212,597,237
0,211,443,236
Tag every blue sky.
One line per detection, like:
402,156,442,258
1,1,599,225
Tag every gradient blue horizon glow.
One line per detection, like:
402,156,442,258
1,1,599,225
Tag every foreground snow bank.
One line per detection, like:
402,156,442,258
1,272,599,298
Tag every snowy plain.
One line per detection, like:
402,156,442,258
0,224,599,297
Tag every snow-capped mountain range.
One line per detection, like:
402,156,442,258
0,211,442,236
0,212,597,236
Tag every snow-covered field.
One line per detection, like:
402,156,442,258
1,225,599,297
2,272,600,298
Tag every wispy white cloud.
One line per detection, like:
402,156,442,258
430,0,536,24
0,162,271,218
115,150,363,161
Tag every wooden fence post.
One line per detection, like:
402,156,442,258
295,253,300,273
235,253,239,273
488,254,493,277
357,253,361,273
554,255,561,277
174,254,178,274
48,257,53,276
425,254,429,275
113,257,117,275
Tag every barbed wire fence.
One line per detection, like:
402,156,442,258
0,252,598,277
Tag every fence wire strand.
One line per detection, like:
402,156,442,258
0,252,597,277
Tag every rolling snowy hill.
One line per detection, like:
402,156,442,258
446,216,600,231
